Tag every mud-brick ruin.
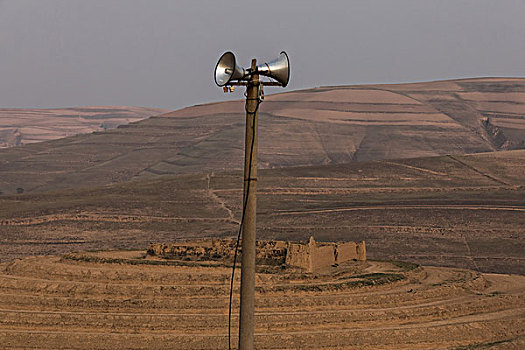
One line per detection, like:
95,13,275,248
148,237,366,272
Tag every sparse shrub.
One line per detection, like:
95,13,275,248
16,187,24,194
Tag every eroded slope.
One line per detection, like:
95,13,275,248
1,78,524,194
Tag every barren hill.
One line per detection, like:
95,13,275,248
0,106,167,148
1,150,523,274
1,78,524,194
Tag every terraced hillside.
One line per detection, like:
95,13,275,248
1,150,523,274
1,78,524,194
0,252,523,349
0,106,167,148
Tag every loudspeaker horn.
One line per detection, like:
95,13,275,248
257,51,290,87
214,51,246,87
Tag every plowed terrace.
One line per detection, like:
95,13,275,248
0,252,523,349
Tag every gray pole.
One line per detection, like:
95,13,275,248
238,58,259,350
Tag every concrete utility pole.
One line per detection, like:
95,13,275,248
214,50,289,350
238,58,259,350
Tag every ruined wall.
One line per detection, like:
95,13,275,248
357,241,366,261
148,239,287,264
336,240,366,263
148,237,365,272
256,240,287,265
285,237,366,272
336,241,358,262
285,243,311,271
147,239,236,261
311,243,336,272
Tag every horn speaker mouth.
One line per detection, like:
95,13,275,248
279,51,290,87
214,51,236,87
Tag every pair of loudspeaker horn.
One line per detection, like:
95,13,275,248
214,51,290,87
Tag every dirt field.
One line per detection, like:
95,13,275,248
1,150,523,275
0,251,523,349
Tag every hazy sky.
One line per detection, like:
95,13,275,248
1,0,524,110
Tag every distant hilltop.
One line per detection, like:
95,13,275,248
0,77,524,193
0,106,168,148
